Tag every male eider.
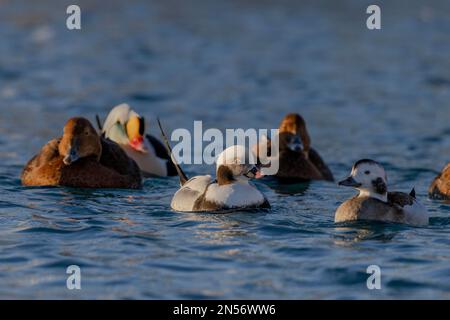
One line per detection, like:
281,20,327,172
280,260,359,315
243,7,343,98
428,163,450,200
21,117,142,189
335,159,428,226
100,103,176,177
157,120,270,212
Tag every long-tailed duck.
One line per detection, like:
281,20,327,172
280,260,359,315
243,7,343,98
429,163,450,200
157,120,270,212
100,103,176,177
254,113,334,182
21,117,142,189
335,159,428,226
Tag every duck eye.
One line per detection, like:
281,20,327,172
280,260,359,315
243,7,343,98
364,170,371,175
85,130,90,136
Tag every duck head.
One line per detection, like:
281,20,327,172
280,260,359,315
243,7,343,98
338,159,388,202
216,145,263,185
278,132,303,153
279,113,311,157
102,103,147,153
59,117,102,165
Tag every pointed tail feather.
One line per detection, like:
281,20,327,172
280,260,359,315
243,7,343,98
95,114,103,131
157,118,189,185
409,187,416,198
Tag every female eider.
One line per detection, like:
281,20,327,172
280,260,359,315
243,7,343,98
335,159,428,226
157,121,270,212
428,163,450,200
255,113,333,182
21,117,142,189
99,103,176,177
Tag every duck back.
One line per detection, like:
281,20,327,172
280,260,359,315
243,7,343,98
21,137,142,189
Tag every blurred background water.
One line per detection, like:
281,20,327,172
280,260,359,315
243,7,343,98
0,0,450,299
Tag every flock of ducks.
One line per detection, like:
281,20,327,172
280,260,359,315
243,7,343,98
21,104,450,226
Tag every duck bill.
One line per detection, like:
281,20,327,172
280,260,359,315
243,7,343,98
130,136,147,153
244,165,264,179
63,147,80,165
338,176,361,187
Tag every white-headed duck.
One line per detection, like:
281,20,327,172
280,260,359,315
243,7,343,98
336,159,428,226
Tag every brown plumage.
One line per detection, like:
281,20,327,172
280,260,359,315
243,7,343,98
21,117,142,189
429,163,450,199
259,113,334,181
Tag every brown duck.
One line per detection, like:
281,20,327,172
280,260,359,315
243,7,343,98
255,113,334,182
21,117,142,189
429,163,450,200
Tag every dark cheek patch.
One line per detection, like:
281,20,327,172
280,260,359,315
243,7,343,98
372,177,387,194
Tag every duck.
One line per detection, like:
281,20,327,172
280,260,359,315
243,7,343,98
157,120,270,212
428,163,450,200
99,103,177,177
254,113,334,182
21,117,142,189
335,159,428,226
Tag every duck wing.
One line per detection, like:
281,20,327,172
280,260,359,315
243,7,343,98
171,175,213,211
98,137,142,186
146,134,177,176
21,138,63,186
388,192,414,208
307,148,334,181
388,191,428,225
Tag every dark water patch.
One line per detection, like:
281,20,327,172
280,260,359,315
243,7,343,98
387,278,427,289
128,93,172,103
17,225,104,234
426,76,450,88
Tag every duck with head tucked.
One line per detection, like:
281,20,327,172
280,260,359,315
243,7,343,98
428,163,450,200
158,121,270,212
254,113,334,182
335,159,428,226
21,117,142,189
100,103,176,177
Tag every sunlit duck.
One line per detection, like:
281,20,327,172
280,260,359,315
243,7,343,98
335,159,428,226
254,113,333,182
100,103,176,177
157,121,270,212
21,117,142,189
428,163,450,200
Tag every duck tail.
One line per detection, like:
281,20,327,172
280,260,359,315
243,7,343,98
95,114,103,132
157,118,189,186
409,187,416,198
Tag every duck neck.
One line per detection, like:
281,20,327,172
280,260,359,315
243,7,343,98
358,189,388,202
216,165,236,186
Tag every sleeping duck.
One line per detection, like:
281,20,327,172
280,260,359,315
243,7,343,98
254,113,334,182
100,103,176,177
21,117,142,189
428,163,450,200
335,159,428,226
157,121,270,212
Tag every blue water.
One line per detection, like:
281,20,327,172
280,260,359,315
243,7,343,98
1,0,450,299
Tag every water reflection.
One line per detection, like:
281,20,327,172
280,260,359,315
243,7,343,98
332,221,403,246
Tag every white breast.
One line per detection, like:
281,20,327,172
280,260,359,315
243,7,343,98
171,175,213,212
205,181,265,208
121,142,168,177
